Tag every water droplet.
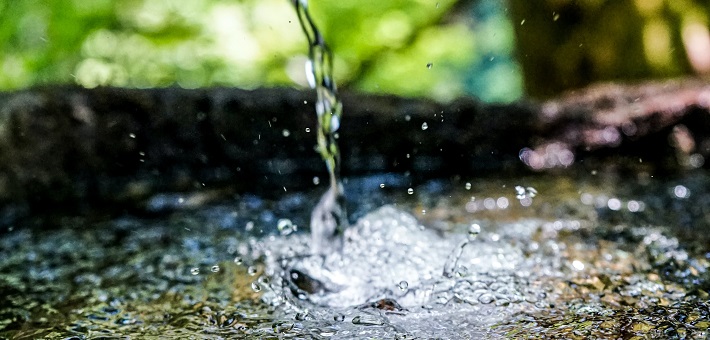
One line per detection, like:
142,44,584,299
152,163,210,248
553,12,560,21
526,187,538,197
258,275,270,285
305,60,316,88
234,256,243,265
190,267,199,275
426,62,433,69
128,133,136,138
352,315,384,326
515,186,525,199
273,321,294,333
313,176,320,185
247,266,258,276
251,281,262,292
515,186,537,200
673,184,690,198
478,293,495,304
689,153,704,167
468,224,481,240
495,298,511,307
456,265,469,277
443,239,469,278
305,127,311,132
398,280,409,291
607,198,622,210
331,115,341,132
245,221,254,232
379,183,385,188
405,115,411,121
295,310,308,320
277,219,295,236
407,188,414,195
282,129,291,137
421,122,428,130
520,19,526,25
497,197,509,209
211,265,220,273
465,182,471,190
334,314,345,322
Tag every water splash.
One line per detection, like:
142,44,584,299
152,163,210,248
292,0,348,255
442,224,481,278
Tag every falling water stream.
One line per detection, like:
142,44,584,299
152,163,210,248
290,0,476,284
292,0,348,256
285,0,484,317
288,0,483,301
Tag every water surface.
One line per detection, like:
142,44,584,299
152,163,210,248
2,171,709,339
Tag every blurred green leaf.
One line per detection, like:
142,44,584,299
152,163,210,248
0,0,525,102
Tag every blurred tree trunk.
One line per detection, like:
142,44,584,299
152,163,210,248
509,0,701,98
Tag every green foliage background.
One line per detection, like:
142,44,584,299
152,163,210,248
1,0,707,101
0,0,521,102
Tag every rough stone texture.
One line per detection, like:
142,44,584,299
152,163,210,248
0,79,709,222
528,79,710,174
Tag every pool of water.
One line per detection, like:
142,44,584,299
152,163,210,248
1,171,709,339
